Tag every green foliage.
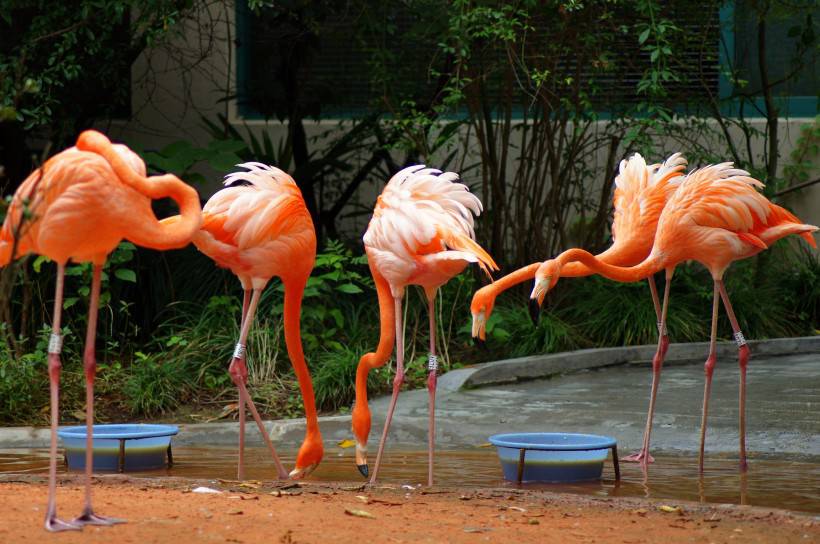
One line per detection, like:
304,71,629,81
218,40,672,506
0,0,190,135
123,351,191,417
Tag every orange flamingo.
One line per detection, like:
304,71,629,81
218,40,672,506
0,130,201,531
168,162,323,480
471,153,686,463
352,165,497,485
530,163,817,471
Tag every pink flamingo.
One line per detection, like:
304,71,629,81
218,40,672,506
472,152,687,463
530,163,817,470
352,165,497,485
0,130,201,530
169,163,323,480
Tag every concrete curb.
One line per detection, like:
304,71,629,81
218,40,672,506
443,335,820,390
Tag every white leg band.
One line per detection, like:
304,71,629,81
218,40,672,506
428,354,438,372
734,331,747,347
48,333,63,355
233,342,246,359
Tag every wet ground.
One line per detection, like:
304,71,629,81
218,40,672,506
342,352,820,458
2,446,819,514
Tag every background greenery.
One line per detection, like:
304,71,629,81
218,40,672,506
0,0,817,425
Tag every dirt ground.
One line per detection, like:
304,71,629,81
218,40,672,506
0,475,817,543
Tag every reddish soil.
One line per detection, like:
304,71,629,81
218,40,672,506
1,475,817,543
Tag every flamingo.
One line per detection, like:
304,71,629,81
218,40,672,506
352,165,497,485
530,163,817,471
471,152,687,464
164,162,323,480
0,130,202,531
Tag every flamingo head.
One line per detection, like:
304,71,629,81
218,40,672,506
289,434,324,480
351,402,372,478
529,260,560,323
470,285,497,345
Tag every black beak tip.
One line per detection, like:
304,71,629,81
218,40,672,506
473,336,488,351
528,298,542,326
357,463,369,478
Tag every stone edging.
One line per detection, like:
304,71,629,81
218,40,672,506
438,335,820,391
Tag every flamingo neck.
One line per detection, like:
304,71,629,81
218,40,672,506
487,262,541,294
283,276,320,435
556,248,661,282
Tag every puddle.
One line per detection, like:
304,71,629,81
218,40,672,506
1,447,818,514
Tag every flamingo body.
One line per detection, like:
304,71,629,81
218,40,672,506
353,165,497,483
180,162,323,479
0,130,201,531
531,163,817,469
470,152,687,339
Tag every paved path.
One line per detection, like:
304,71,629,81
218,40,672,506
2,353,818,460
360,352,820,458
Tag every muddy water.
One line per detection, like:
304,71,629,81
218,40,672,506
2,447,819,514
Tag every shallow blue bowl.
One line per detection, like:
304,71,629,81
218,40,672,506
58,424,179,472
489,432,616,483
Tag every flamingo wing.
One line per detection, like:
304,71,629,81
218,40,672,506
364,166,497,279
611,152,687,242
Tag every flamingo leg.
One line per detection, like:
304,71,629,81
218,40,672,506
229,288,289,480
623,272,672,464
698,281,721,473
74,265,124,526
426,290,438,487
44,264,80,532
717,280,749,471
370,295,405,484
236,289,250,481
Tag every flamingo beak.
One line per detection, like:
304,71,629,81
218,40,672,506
471,310,485,338
289,462,319,480
529,279,549,325
355,443,368,478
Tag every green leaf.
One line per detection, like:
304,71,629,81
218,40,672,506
63,297,79,309
336,283,363,294
32,255,50,273
638,28,650,44
115,269,137,283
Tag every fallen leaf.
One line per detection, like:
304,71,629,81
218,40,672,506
240,495,259,501
463,527,491,533
345,509,376,519
239,482,260,489
658,505,682,514
205,403,239,423
528,519,540,525
476,443,493,448
633,509,648,517
338,439,357,449
227,509,243,515
355,495,369,503
507,506,527,513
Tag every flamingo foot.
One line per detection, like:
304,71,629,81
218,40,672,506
74,508,125,527
45,515,82,532
621,450,655,464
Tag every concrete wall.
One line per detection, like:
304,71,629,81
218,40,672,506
111,1,820,241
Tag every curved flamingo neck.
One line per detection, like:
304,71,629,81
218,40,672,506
556,248,661,282
76,130,201,250
354,271,395,424
283,276,320,436
487,262,541,295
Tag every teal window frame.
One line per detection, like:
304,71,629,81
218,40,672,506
718,3,817,118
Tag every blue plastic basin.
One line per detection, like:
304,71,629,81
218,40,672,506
58,424,179,472
489,432,616,483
